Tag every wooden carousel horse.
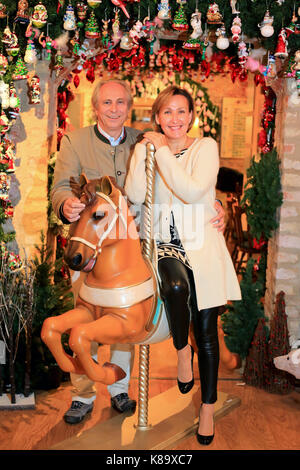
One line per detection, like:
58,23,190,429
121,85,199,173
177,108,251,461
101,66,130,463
41,174,169,385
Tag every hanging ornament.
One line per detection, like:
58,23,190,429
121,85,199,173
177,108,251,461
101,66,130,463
216,24,230,50
258,10,274,37
2,25,20,57
120,32,134,50
70,29,81,56
8,83,20,113
0,81,10,109
112,8,123,46
0,3,7,19
39,26,57,60
183,9,203,49
129,20,146,45
57,0,65,13
0,54,8,76
54,50,64,76
15,0,30,25
0,111,10,135
238,40,249,68
87,0,102,7
274,28,288,59
264,52,277,79
85,10,100,38
157,0,171,20
31,2,48,29
28,75,41,104
110,0,130,19
12,57,29,80
64,3,77,31
291,50,300,95
172,2,189,31
0,172,10,200
1,138,16,173
286,9,298,37
24,40,38,64
206,2,223,25
101,19,111,47
76,1,88,27
231,15,242,43
230,0,240,14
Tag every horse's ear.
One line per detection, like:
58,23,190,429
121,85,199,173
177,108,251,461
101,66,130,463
99,176,113,196
79,173,89,189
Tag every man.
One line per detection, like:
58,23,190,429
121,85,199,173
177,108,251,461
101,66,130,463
51,79,225,425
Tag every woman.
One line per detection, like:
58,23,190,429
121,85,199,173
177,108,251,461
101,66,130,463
125,86,241,445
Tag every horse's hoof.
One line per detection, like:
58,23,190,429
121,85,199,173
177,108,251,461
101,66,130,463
103,362,126,384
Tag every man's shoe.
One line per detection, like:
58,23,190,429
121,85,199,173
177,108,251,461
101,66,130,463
63,400,94,424
111,393,136,414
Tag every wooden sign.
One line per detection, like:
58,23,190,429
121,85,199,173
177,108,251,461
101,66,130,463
220,97,253,159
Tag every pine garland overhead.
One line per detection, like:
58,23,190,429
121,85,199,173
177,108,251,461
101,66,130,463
0,1,299,55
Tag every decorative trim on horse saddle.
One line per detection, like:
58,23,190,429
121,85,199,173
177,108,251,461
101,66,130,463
79,276,156,309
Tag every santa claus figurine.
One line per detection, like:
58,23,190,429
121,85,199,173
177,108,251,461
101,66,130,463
274,28,288,59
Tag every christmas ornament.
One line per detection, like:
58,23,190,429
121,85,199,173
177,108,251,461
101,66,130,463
206,2,223,25
28,75,41,104
101,19,111,47
238,41,248,68
0,172,10,200
87,0,102,7
172,2,189,31
110,0,130,19
157,0,171,20
54,50,64,75
39,29,57,60
1,138,16,173
0,3,7,19
129,20,146,45
264,52,277,79
291,50,300,95
0,54,8,76
70,29,81,55
64,3,77,31
2,25,20,57
15,0,30,25
0,81,10,109
0,111,10,135
8,83,20,113
183,9,203,49
76,1,88,26
274,28,288,59
31,2,48,29
112,8,123,46
286,9,298,37
12,57,29,80
120,32,134,50
216,24,230,50
231,15,242,43
258,10,274,37
85,11,100,38
230,0,240,14
24,40,38,64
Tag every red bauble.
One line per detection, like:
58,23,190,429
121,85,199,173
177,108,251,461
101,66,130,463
73,73,80,88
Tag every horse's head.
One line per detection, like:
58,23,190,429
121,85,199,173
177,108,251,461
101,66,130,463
65,174,129,272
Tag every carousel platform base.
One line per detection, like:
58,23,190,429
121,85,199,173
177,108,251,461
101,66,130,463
50,387,241,451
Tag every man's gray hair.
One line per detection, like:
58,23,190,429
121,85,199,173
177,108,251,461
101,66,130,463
91,79,133,113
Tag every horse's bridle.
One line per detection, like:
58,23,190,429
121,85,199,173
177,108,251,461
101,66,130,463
70,190,128,260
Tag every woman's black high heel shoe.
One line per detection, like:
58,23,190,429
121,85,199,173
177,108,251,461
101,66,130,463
196,404,214,446
177,345,194,394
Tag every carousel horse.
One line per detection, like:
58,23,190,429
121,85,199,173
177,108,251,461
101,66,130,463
41,174,169,385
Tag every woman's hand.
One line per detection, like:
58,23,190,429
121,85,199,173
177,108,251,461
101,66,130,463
143,131,168,151
211,200,225,232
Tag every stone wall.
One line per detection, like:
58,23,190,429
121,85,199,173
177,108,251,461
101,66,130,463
265,78,300,347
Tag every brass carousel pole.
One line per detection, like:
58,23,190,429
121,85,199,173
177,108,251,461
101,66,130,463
136,142,155,430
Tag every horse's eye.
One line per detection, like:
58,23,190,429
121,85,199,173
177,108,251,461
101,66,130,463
93,211,105,221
